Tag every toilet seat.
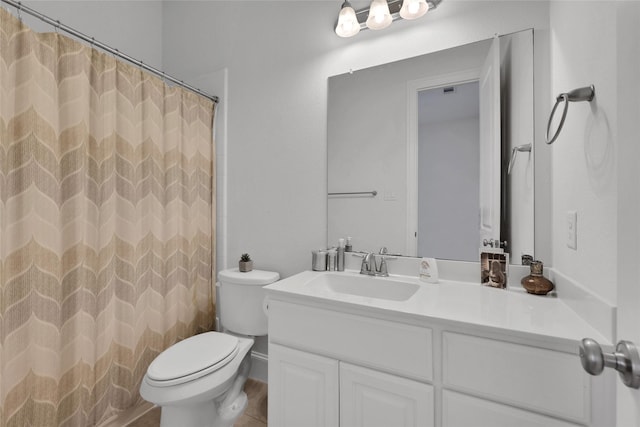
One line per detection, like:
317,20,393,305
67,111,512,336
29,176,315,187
146,332,239,387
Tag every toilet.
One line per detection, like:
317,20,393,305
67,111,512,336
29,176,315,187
140,268,279,427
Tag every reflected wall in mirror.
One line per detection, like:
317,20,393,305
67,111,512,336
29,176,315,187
417,80,480,262
327,29,534,264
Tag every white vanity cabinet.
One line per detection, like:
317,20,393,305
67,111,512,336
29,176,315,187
267,294,611,427
268,343,433,427
268,299,434,427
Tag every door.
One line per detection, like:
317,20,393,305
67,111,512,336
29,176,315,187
615,2,640,425
340,362,434,427
478,36,501,248
268,344,339,427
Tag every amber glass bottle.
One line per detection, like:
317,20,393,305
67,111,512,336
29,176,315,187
521,260,554,295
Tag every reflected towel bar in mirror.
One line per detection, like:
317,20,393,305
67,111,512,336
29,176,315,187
507,143,531,175
546,85,595,144
328,190,377,197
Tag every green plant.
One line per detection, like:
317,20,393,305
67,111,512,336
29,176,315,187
240,253,251,262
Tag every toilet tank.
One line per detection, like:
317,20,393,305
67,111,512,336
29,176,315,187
218,268,279,336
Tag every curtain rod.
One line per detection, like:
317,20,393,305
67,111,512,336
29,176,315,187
1,0,219,104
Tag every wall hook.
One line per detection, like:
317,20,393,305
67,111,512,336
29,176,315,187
546,85,595,144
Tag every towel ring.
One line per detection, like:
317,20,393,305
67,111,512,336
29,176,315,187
546,85,595,144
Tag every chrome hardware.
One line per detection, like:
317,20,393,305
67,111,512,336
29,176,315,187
359,248,395,277
360,252,374,275
374,255,389,277
328,190,377,197
579,338,640,389
483,238,507,249
507,143,532,175
373,247,391,277
521,254,533,265
546,85,595,144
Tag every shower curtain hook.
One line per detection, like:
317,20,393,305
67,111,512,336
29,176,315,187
55,19,60,33
16,1,22,21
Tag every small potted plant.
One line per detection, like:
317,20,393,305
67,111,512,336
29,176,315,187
239,253,253,272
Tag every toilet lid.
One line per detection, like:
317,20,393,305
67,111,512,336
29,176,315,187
147,332,239,383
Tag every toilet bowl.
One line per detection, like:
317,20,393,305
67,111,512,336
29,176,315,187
140,268,279,427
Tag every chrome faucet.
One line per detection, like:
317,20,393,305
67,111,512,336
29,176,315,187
359,247,391,277
360,252,374,275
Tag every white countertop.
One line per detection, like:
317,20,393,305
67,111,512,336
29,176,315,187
264,269,611,348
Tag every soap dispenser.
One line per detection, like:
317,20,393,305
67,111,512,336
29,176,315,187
345,237,353,252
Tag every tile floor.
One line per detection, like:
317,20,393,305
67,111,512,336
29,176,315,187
127,379,267,427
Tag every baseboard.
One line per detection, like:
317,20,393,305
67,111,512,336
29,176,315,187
249,351,268,383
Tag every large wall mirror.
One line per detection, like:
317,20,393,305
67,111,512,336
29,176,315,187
327,29,534,264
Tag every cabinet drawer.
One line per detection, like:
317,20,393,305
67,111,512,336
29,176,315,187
269,300,433,381
442,390,582,427
442,332,589,424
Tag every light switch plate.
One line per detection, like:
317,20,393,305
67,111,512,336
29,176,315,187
567,210,577,249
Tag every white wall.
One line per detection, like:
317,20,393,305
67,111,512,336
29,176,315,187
549,2,618,306
161,0,550,279
547,2,640,421
27,1,163,69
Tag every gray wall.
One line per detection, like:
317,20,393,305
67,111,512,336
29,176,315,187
418,83,480,261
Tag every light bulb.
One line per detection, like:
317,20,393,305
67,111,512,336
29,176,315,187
366,0,392,30
335,1,360,37
399,0,429,20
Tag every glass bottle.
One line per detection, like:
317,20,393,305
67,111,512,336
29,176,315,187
521,260,554,295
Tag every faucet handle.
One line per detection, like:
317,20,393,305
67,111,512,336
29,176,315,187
379,247,388,255
359,252,373,275
376,256,389,277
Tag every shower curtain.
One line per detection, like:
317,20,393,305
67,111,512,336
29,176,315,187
0,8,215,426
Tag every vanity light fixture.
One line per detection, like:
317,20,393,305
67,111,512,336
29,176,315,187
399,0,429,19
366,0,393,30
334,0,442,37
335,1,360,38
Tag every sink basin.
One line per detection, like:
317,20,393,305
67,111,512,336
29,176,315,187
307,273,419,301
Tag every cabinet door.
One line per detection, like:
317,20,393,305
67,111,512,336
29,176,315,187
268,343,339,427
340,362,434,427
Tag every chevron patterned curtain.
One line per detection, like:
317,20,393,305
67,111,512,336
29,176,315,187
0,8,215,426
